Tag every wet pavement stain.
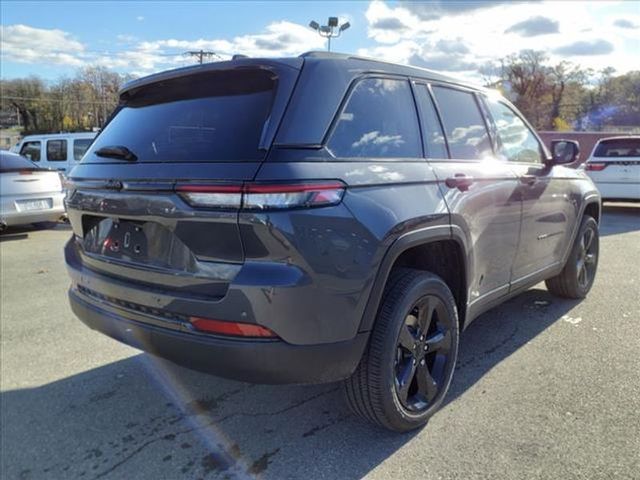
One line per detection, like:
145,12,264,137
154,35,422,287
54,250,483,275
248,448,280,475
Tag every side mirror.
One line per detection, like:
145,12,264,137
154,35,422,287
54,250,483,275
549,140,580,166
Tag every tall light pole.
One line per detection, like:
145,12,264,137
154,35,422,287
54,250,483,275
309,17,350,52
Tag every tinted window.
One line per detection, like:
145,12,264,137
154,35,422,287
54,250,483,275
73,138,93,160
47,139,68,161
86,69,276,163
487,99,542,163
0,152,40,172
415,85,448,158
328,78,421,158
432,87,492,160
594,139,640,158
20,141,41,162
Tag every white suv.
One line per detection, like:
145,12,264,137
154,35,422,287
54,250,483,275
584,136,640,201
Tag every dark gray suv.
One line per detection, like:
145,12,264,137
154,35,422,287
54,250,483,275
65,52,601,431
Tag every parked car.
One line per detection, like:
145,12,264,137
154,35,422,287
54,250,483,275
583,136,640,201
0,151,66,230
64,52,601,432
16,132,96,173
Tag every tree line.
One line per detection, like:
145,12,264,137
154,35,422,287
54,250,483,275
1,67,132,134
1,53,639,135
484,50,639,131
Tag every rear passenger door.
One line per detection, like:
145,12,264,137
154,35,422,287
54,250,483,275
416,83,522,308
483,97,579,284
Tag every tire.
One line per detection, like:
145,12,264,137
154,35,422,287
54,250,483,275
545,215,599,299
344,268,459,432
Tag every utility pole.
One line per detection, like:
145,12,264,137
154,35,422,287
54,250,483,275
185,50,218,64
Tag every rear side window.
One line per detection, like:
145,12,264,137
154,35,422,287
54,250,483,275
432,86,492,160
19,141,41,162
486,99,542,164
47,139,68,161
594,139,640,158
73,139,93,160
414,84,448,159
328,78,421,158
86,69,276,163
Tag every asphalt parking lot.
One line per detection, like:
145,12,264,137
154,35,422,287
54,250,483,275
1,204,639,480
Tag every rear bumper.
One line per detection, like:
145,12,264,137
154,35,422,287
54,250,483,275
69,289,368,384
1,192,66,226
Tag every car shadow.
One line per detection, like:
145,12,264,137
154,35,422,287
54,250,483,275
600,203,640,237
1,289,578,479
0,222,70,241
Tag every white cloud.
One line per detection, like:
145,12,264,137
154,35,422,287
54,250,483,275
0,24,85,67
136,16,145,21
1,20,326,76
359,1,640,82
143,21,325,59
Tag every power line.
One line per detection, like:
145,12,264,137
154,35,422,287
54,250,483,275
184,50,220,64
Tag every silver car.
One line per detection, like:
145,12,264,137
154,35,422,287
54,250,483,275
0,150,66,231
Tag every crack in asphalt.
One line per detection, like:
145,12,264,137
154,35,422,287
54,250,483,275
91,386,340,479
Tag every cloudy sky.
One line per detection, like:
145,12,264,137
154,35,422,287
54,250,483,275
1,0,638,82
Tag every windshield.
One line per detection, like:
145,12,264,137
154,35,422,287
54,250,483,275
85,68,277,163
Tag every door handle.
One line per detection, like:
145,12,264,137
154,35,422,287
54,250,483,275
445,174,474,192
520,174,537,186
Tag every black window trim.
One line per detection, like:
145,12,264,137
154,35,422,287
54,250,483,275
323,73,426,162
427,82,499,163
412,80,451,160
480,94,550,166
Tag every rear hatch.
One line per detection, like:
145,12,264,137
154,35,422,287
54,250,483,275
586,138,640,183
65,58,302,298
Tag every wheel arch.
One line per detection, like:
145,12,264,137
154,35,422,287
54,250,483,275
358,225,469,334
583,199,601,224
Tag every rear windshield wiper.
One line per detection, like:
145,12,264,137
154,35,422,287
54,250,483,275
94,145,138,162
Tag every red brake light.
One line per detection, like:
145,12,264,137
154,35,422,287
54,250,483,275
189,316,277,338
176,181,346,210
176,184,243,209
586,162,607,171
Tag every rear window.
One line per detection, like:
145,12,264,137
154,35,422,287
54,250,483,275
85,69,277,163
73,138,93,160
0,152,40,172
593,139,640,158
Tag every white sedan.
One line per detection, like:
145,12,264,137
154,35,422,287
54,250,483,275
0,150,66,231
584,136,640,201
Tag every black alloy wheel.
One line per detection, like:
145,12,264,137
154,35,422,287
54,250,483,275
576,224,598,290
395,295,454,412
344,269,459,432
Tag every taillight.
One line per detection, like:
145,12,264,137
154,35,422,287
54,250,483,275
586,162,607,171
177,181,346,210
176,185,243,209
189,316,277,338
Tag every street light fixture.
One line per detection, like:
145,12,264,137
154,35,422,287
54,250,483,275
309,17,351,52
